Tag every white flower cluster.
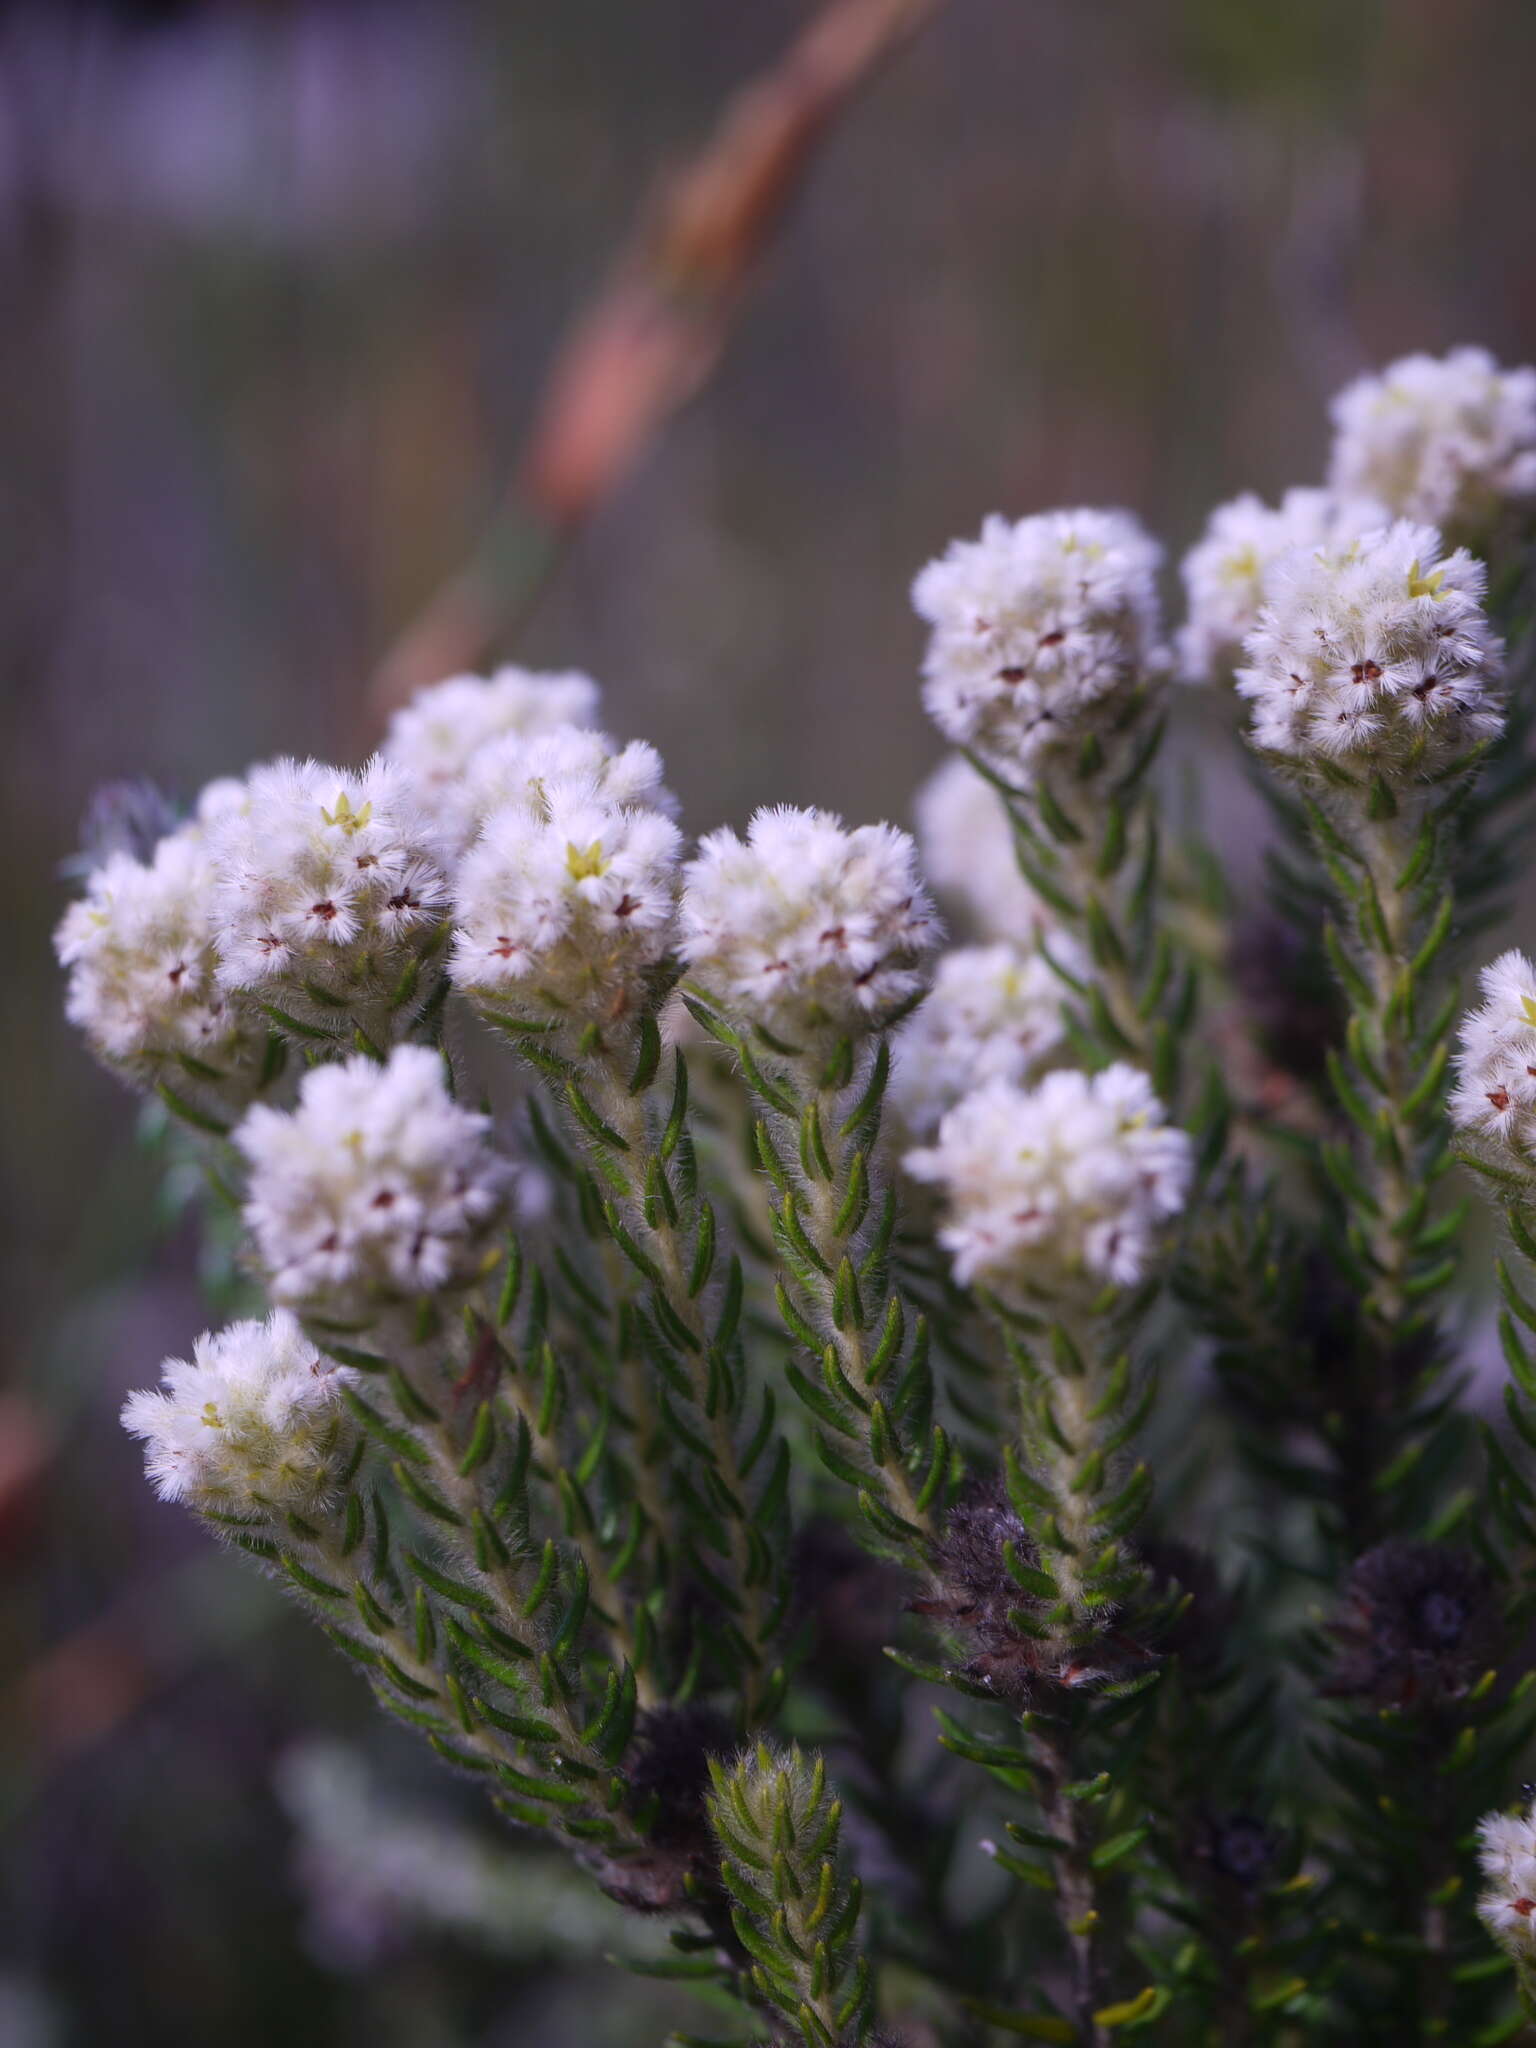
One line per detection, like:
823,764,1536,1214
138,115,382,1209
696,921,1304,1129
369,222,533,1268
1236,519,1504,777
1450,950,1536,1161
210,757,450,1020
904,1062,1192,1295
55,827,256,1084
1477,1798,1536,1963
679,806,939,1045
913,508,1165,784
121,1310,356,1513
890,940,1083,1140
913,756,1055,944
1176,487,1386,685
381,666,602,853
237,1045,511,1313
1329,346,1536,541
451,730,683,1037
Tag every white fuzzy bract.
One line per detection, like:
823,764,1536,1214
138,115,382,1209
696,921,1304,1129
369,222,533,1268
890,940,1083,1139
1176,487,1387,685
912,508,1164,783
1236,520,1504,777
451,740,683,1036
1477,1799,1536,1963
382,667,602,849
679,806,940,1044
121,1310,356,1513
904,1063,1192,1295
237,1045,512,1312
1328,347,1536,540
55,827,255,1082
209,757,451,1017
1450,950,1536,1160
913,756,1055,944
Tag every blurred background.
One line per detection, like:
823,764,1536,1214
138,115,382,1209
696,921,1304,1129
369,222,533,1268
4,0,1536,2040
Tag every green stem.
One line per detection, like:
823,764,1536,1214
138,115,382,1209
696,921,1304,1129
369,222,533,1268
798,1076,933,1540
1358,819,1423,1343
589,1060,780,1717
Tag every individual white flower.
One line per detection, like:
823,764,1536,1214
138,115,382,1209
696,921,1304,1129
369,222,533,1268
381,667,602,849
1450,950,1536,1159
237,1045,512,1313
679,806,940,1045
209,757,451,1023
1329,347,1536,540
1236,519,1504,778
913,508,1165,784
913,755,1055,943
451,760,683,1038
121,1310,356,1513
55,827,257,1085
1176,487,1387,685
1478,1798,1536,1963
890,940,1085,1139
463,725,676,844
904,1063,1192,1295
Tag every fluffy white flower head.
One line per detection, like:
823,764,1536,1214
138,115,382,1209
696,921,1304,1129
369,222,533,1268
1177,487,1387,685
55,827,255,1082
913,508,1165,783
381,667,602,848
463,724,676,839
904,1063,1192,1296
913,756,1056,944
890,940,1085,1140
679,806,940,1044
1450,950,1536,1160
121,1310,356,1513
1329,347,1536,539
1478,1798,1536,1962
451,743,683,1037
237,1045,511,1313
1236,519,1504,777
210,757,450,1016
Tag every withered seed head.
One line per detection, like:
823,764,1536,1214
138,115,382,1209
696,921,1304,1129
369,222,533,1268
1325,1540,1494,1710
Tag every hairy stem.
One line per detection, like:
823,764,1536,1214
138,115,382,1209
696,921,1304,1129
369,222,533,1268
1030,1716,1109,2048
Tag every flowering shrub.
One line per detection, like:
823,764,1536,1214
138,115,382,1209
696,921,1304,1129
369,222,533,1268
58,345,1536,2044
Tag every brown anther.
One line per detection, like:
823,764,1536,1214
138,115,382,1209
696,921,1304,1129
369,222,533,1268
1412,674,1440,699
1489,1089,1511,1111
1515,1898,1536,1918
387,889,417,912
310,900,338,922
1038,630,1065,648
996,666,1027,684
1350,660,1383,685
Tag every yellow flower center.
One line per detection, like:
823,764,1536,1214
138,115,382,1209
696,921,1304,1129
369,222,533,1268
321,793,373,834
566,840,610,881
